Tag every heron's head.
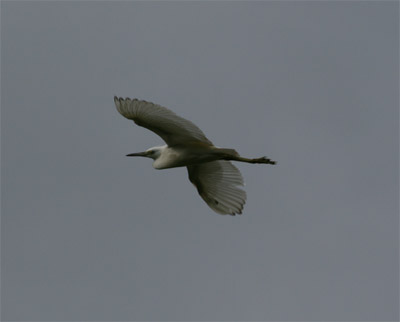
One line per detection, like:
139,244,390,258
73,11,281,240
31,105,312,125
126,146,163,160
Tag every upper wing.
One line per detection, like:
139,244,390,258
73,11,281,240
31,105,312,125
114,96,213,147
187,161,246,215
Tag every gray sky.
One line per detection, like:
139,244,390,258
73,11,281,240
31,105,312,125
1,1,398,321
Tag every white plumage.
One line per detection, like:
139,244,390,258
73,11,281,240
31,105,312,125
187,161,246,215
114,96,275,216
114,97,211,146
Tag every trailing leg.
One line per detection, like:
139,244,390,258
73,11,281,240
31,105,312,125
215,147,276,165
234,156,276,165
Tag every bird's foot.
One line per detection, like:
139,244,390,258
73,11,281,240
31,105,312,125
254,156,276,165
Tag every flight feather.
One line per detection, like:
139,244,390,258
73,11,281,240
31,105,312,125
114,97,212,147
187,160,246,215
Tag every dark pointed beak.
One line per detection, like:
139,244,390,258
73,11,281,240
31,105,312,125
126,151,149,157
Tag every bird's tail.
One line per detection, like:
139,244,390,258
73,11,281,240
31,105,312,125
214,148,240,158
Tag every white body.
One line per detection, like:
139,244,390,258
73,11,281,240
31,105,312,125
151,145,224,169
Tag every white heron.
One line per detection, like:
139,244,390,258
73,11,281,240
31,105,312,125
114,96,276,216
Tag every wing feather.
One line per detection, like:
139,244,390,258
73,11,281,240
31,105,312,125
187,161,246,215
114,96,212,146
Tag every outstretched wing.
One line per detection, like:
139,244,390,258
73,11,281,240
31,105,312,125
187,161,246,215
114,96,213,147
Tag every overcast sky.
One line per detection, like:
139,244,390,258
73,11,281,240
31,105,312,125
2,1,398,321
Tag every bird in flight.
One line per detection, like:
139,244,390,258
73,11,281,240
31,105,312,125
114,96,276,216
